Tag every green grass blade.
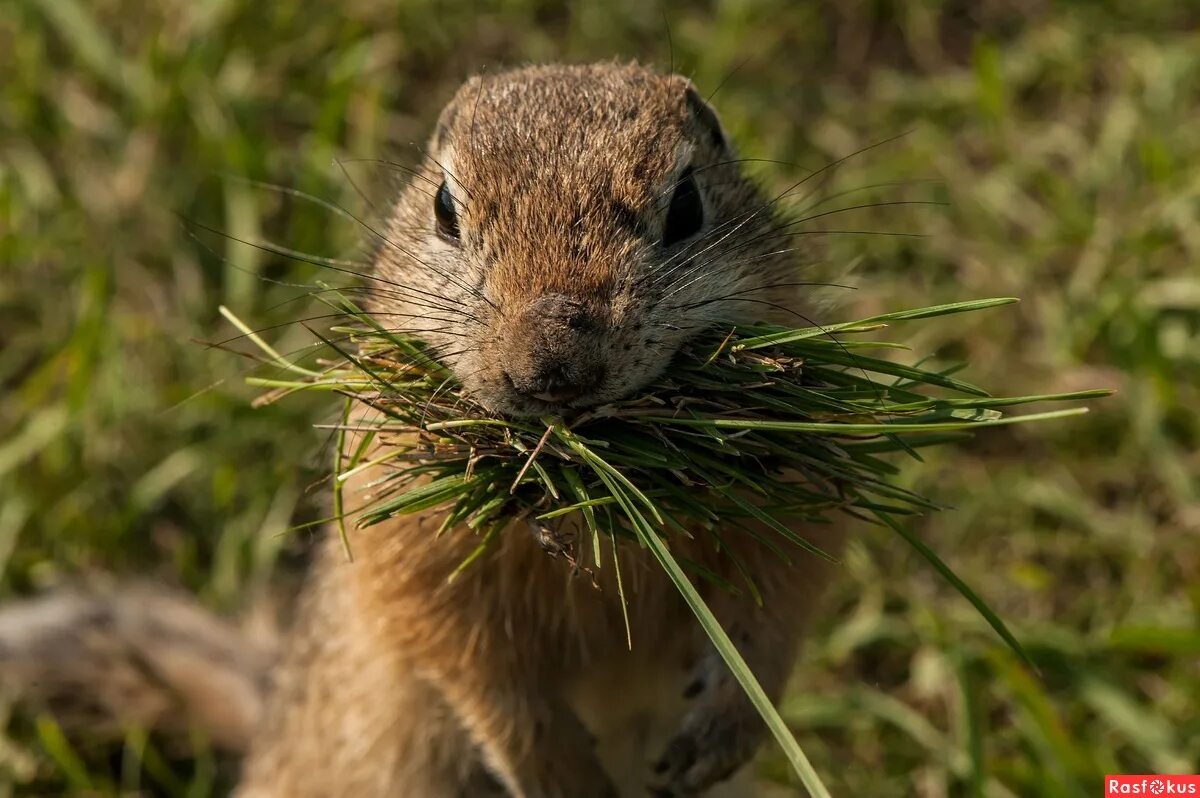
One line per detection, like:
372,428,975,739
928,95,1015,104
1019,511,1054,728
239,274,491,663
332,396,354,561
358,473,475,524
735,298,1019,350
555,426,664,524
873,510,1034,670
588,466,830,796
35,714,96,792
626,503,832,798
610,525,632,649
219,305,322,377
719,489,836,562
643,407,1088,434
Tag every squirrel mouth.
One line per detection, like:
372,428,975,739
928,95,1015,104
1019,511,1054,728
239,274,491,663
464,370,615,419
488,390,602,420
480,357,612,417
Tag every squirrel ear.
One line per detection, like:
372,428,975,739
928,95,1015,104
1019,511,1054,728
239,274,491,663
433,76,476,149
432,105,458,150
683,84,728,152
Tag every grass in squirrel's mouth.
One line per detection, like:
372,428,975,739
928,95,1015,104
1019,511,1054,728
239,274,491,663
231,293,1100,565
225,291,1107,796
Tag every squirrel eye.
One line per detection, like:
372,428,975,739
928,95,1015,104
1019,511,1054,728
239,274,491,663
434,181,460,240
662,168,703,247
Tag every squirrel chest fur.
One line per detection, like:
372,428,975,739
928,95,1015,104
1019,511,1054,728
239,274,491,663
235,62,842,798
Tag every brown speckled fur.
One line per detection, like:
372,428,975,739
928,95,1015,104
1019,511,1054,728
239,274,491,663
239,481,841,798
238,62,842,798
372,61,807,417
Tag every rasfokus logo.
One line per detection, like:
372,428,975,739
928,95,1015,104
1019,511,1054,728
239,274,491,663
1106,776,1199,796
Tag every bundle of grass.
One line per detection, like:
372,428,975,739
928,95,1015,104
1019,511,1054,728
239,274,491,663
226,293,1103,796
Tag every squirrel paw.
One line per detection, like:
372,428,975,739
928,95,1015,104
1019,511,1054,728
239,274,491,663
647,702,761,796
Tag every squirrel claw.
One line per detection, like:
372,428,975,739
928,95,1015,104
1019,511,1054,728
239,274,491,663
648,708,758,796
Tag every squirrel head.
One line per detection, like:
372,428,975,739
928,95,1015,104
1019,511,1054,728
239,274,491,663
373,62,800,417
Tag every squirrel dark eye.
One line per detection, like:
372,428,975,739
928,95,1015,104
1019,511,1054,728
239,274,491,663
434,181,460,240
662,168,703,247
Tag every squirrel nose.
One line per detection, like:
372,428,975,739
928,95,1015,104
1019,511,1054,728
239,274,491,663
502,294,606,404
516,362,602,403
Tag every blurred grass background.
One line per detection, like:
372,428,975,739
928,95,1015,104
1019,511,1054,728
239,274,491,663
1,0,1198,795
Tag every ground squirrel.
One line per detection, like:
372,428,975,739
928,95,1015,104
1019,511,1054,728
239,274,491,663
0,62,842,797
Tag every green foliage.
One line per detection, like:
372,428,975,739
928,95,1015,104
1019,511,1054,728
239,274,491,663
241,294,1102,796
2,0,1197,795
